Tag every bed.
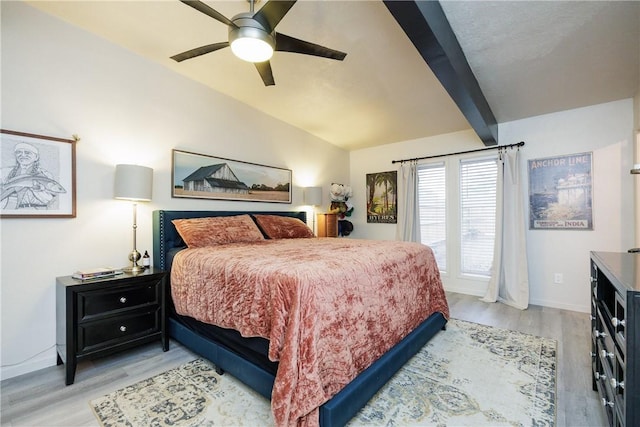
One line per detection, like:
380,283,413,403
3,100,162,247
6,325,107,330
152,209,449,427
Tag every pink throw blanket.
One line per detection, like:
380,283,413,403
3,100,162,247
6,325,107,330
171,238,449,426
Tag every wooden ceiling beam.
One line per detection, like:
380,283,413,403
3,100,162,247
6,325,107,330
384,0,498,146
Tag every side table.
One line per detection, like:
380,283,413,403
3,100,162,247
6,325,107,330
56,267,168,385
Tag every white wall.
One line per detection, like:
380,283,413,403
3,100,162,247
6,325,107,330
635,88,640,131
351,99,635,313
633,88,640,247
501,99,634,311
0,2,348,380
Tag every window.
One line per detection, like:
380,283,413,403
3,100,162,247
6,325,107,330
418,155,497,283
460,157,497,276
417,163,446,271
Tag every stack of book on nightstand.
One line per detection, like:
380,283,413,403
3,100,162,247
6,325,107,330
72,267,123,280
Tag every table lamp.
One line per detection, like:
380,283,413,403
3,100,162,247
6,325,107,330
304,186,322,234
114,164,153,273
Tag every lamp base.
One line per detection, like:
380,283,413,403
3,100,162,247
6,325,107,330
123,249,144,274
122,264,146,274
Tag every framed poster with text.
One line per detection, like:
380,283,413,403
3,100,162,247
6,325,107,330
366,170,397,223
528,152,592,230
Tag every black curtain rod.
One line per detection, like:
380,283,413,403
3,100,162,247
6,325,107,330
391,141,525,164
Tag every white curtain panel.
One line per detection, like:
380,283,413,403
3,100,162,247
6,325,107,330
482,149,530,309
396,161,421,242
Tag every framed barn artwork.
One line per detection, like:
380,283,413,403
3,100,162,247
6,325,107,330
172,149,292,203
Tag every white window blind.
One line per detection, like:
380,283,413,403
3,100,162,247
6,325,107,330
459,157,497,276
418,163,446,271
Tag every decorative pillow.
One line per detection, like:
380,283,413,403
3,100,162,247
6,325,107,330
253,214,315,239
172,215,265,248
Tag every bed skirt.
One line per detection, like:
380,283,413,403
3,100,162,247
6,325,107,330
169,311,447,427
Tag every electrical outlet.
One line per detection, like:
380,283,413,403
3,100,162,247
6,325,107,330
554,273,563,284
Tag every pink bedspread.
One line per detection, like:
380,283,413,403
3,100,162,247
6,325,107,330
171,238,449,427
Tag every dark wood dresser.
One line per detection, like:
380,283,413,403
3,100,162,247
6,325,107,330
317,213,338,237
590,251,639,426
56,268,168,385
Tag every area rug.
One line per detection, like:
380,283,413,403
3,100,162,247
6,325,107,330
90,319,556,427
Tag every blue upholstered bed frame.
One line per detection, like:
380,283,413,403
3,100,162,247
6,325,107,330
152,209,447,427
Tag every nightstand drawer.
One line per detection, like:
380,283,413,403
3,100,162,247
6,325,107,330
78,310,160,353
78,280,160,320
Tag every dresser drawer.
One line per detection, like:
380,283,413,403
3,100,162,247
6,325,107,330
598,383,617,426
78,280,160,320
77,310,160,354
612,349,626,419
595,339,616,381
596,307,615,342
596,341,617,425
614,292,626,353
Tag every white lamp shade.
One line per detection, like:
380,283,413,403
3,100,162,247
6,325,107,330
304,186,322,206
114,164,153,201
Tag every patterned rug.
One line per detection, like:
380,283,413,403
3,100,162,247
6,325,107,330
90,319,556,426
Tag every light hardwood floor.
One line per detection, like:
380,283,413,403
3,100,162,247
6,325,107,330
1,292,608,426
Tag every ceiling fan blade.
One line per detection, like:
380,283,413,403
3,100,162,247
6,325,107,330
171,42,229,62
254,61,275,86
253,0,297,32
275,33,347,60
179,0,237,28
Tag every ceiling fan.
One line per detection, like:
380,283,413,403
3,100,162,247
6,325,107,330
171,0,347,86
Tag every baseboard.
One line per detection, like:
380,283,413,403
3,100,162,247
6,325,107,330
443,284,485,298
529,297,590,313
447,287,590,313
1,351,55,381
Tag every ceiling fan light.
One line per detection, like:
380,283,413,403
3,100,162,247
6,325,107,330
229,24,275,63
231,37,274,62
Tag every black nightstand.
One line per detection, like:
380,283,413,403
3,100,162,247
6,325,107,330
56,267,168,385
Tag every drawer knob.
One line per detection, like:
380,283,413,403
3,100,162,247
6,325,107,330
589,315,595,321
590,351,596,358
119,297,127,304
119,325,127,332
601,398,614,408
600,349,614,359
610,378,625,390
612,317,626,327
595,372,607,381
591,277,597,283
594,330,607,338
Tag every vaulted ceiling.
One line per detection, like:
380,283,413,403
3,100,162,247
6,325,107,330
25,0,640,150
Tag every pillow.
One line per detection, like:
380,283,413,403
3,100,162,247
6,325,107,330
253,214,315,239
172,215,265,248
